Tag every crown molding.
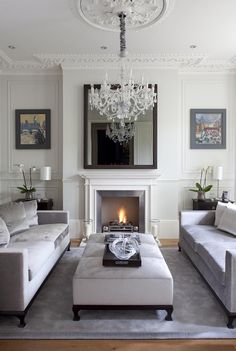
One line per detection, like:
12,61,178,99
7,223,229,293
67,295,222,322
35,53,208,69
0,50,59,73
1,50,236,73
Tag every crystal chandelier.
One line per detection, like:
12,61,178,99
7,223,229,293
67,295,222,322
106,122,135,144
89,9,157,142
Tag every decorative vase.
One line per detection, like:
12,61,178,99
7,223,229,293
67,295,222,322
25,192,34,200
197,191,205,201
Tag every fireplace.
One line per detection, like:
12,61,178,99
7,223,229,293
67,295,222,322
96,190,145,233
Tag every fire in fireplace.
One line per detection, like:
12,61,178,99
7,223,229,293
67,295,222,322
96,190,145,233
102,206,139,233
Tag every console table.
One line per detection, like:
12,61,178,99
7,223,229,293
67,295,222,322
37,199,53,210
192,199,218,210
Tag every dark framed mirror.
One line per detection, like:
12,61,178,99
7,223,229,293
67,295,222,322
84,84,157,169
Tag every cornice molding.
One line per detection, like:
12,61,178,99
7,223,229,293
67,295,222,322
1,50,236,73
0,50,59,73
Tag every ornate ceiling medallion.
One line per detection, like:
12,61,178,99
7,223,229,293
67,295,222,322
77,0,174,31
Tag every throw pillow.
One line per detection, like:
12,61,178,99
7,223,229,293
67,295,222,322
23,200,38,226
214,202,229,226
0,202,29,236
0,217,10,247
218,205,236,236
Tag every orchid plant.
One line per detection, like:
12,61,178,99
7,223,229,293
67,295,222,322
189,166,213,196
15,164,36,196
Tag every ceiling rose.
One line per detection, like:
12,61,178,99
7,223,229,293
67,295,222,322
77,0,174,31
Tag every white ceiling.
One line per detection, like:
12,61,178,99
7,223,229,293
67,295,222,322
0,0,236,71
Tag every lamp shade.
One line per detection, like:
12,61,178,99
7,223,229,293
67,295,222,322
214,166,223,180
40,166,51,181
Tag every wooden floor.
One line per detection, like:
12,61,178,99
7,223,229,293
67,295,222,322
1,339,236,351
1,239,235,351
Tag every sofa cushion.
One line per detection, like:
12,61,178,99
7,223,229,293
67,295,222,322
214,202,229,226
0,217,10,247
11,223,69,248
197,242,236,285
8,240,55,280
218,206,236,236
22,200,38,226
182,225,236,252
0,202,29,236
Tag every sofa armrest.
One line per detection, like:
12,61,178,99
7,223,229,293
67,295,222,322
225,249,236,312
179,210,215,226
37,210,69,225
0,249,28,311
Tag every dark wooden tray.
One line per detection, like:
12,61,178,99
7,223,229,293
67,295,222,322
102,244,141,267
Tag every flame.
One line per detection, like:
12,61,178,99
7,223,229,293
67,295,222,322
118,207,127,224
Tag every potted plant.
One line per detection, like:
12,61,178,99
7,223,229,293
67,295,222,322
15,164,36,200
189,166,213,200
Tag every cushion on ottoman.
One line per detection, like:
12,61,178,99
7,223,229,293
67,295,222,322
83,242,163,259
73,256,173,306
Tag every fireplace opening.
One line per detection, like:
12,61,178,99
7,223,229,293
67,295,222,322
96,190,145,233
102,198,139,233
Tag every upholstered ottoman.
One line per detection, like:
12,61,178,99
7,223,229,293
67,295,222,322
72,234,173,321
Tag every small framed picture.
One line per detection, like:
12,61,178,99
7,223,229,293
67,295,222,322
190,109,226,149
15,109,51,149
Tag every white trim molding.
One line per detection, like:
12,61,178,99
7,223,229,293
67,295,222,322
1,50,236,73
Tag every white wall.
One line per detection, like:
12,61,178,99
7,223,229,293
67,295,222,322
0,69,235,239
179,73,236,211
62,68,236,239
0,73,63,208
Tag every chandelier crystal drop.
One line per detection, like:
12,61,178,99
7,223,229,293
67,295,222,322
89,10,157,143
106,122,135,144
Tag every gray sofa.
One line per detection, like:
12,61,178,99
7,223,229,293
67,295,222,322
0,200,70,327
179,208,236,328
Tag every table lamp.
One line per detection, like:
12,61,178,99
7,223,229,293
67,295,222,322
214,166,223,199
40,166,51,199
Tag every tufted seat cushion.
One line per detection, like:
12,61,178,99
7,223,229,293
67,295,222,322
181,225,236,252
83,242,163,259
11,223,69,248
73,256,173,306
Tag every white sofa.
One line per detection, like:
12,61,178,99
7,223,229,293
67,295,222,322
179,202,236,328
0,200,70,327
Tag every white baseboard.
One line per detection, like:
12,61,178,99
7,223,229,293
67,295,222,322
159,220,179,239
69,219,82,239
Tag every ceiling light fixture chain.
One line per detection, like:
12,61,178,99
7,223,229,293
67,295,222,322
119,12,127,58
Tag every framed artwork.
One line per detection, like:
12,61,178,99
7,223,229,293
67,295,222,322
190,109,226,149
15,109,51,149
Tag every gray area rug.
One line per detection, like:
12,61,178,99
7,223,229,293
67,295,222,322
1,247,236,339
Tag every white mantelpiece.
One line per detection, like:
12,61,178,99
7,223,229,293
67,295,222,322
79,172,160,234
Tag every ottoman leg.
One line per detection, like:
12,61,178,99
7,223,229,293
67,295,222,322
72,305,80,321
165,306,173,321
227,316,235,329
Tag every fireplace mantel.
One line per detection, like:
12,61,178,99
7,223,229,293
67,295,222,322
79,172,160,234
